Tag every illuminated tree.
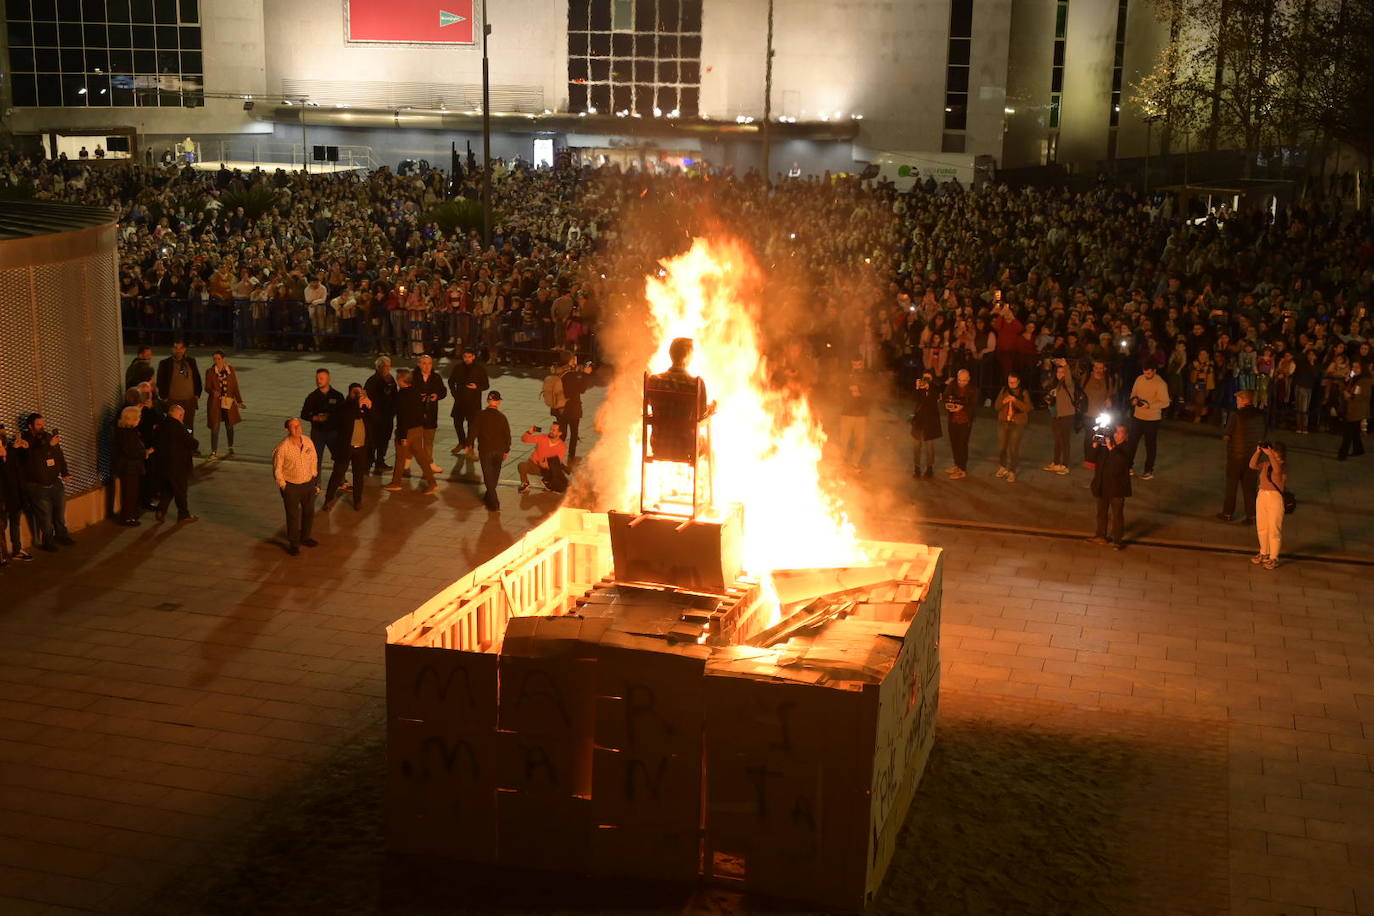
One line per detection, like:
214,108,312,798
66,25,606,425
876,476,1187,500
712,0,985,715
1141,0,1305,173
1294,0,1374,180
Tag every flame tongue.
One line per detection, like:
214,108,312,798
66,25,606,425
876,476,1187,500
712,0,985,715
634,237,868,589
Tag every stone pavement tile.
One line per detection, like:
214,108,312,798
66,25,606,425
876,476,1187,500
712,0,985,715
0,351,1368,912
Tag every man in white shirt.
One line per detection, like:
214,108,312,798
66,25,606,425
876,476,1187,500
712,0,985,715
272,417,319,556
1126,366,1169,480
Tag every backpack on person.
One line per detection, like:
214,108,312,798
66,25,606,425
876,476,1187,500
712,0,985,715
542,456,569,493
541,372,566,411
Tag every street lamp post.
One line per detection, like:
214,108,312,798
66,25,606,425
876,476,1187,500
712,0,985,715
481,19,492,248
1143,113,1162,195
760,0,775,187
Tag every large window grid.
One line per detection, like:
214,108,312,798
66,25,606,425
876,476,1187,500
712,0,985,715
939,0,972,134
1048,0,1068,132
942,0,973,146
5,0,204,108
1108,0,1128,129
566,0,702,117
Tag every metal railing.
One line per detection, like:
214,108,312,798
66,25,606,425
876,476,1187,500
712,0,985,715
196,140,379,172
120,296,596,366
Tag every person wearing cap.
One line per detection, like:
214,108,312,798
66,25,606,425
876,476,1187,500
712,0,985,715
272,417,318,556
472,391,511,510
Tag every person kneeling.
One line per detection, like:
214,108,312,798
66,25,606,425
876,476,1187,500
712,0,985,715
518,422,568,493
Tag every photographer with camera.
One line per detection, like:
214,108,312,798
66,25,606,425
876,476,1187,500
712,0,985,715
518,421,569,494
1337,360,1368,461
1088,421,1132,550
1218,390,1265,523
910,371,943,479
1126,365,1168,480
1249,442,1288,569
13,414,74,552
1080,360,1114,468
943,368,978,479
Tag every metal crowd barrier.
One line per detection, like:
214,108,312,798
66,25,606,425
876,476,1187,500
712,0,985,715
119,296,597,364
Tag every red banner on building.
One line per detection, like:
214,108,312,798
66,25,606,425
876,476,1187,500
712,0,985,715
347,0,476,44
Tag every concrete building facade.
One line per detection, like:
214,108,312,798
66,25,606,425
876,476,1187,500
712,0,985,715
3,0,1173,174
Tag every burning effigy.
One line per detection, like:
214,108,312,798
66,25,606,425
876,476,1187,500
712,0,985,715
383,238,941,909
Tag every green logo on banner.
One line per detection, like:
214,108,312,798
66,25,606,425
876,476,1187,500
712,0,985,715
898,165,911,177
439,10,466,27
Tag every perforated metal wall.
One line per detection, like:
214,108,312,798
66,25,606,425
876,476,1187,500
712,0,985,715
0,240,123,498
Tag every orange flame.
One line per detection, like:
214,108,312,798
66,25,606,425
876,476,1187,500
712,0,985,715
626,237,868,580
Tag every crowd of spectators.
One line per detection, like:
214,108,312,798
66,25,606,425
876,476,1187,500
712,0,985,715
1,149,1370,561
8,151,1368,439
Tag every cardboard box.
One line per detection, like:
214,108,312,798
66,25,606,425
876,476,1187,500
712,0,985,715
384,507,941,910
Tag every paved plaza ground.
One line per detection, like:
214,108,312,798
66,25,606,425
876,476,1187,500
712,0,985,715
0,349,1371,914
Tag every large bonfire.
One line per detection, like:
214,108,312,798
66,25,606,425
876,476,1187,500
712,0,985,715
592,236,870,614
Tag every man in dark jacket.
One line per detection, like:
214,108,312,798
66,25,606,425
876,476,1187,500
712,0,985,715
472,391,511,510
153,404,199,523
1089,423,1132,550
364,357,398,472
411,354,447,474
1218,389,1265,522
944,368,977,479
557,355,593,462
384,369,438,494
324,383,373,511
14,414,74,551
125,346,155,390
447,347,489,452
156,340,203,434
0,423,28,561
301,368,346,477
910,372,943,478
